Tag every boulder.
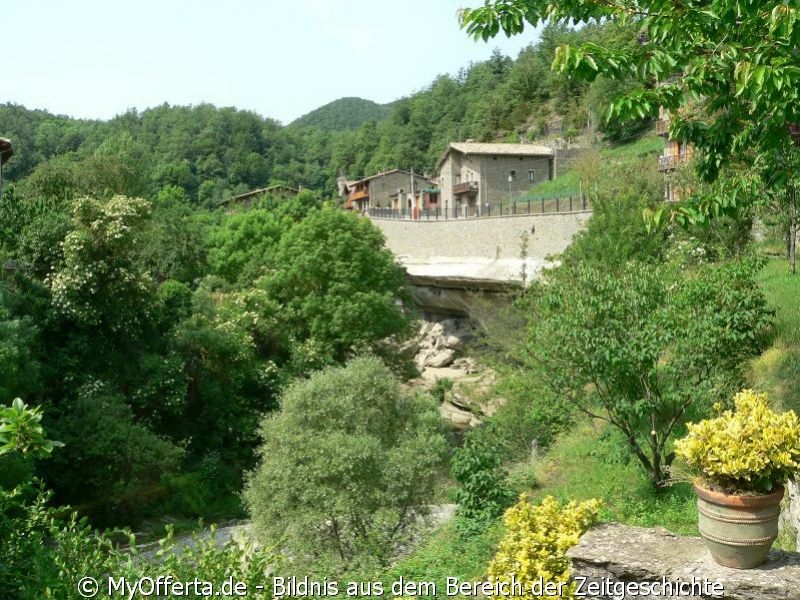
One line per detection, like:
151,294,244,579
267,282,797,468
567,523,800,599
425,348,455,368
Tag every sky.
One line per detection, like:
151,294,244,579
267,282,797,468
2,0,542,125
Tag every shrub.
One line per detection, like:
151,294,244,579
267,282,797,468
674,389,800,493
44,383,183,523
452,437,515,533
487,496,601,599
244,356,448,573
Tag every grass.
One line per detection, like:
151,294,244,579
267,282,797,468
750,257,800,413
380,521,502,599
525,417,698,535
525,134,664,199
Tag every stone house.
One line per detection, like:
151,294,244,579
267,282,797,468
341,169,434,214
655,106,693,201
435,142,554,217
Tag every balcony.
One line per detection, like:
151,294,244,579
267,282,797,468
658,150,693,171
453,181,479,195
348,188,369,202
655,119,670,136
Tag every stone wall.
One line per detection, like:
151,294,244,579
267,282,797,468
567,524,800,600
370,211,592,263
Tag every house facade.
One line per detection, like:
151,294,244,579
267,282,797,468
436,142,554,217
656,107,694,202
342,169,434,215
0,137,13,201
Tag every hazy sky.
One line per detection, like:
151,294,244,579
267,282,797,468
3,1,541,125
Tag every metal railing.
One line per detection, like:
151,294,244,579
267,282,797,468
367,194,590,221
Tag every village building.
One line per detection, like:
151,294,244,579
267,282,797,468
217,184,299,211
0,137,13,201
340,169,435,216
656,106,693,201
435,142,554,217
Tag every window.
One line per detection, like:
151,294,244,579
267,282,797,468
509,170,516,180
528,170,535,181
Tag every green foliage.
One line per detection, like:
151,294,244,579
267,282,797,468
675,389,800,493
260,206,410,362
452,437,515,533
487,495,601,599
383,520,502,600
561,193,665,270
482,371,576,461
0,301,41,405
525,259,773,486
245,357,448,573
207,207,288,283
430,377,454,403
47,195,155,336
461,0,800,223
290,97,392,131
171,281,281,461
0,484,278,600
44,383,183,522
0,399,62,459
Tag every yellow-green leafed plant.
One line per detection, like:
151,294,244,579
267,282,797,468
487,495,601,599
674,389,800,494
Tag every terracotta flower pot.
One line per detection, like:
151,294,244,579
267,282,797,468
693,482,785,569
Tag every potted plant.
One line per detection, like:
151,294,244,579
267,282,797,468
674,389,800,569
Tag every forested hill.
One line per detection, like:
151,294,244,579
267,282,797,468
0,22,650,205
289,97,392,131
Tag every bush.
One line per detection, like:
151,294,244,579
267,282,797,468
1,484,277,600
487,496,601,599
44,383,183,523
674,389,800,493
244,356,448,573
452,437,515,533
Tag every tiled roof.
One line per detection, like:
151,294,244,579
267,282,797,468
437,142,553,169
350,168,432,186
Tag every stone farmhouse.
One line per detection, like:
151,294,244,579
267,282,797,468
436,142,554,217
340,169,436,215
655,107,693,201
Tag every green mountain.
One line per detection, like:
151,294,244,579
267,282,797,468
289,97,391,131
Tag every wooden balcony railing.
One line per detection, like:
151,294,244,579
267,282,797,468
348,188,369,202
453,181,479,195
658,150,694,171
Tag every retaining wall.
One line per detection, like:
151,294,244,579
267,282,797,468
370,211,592,262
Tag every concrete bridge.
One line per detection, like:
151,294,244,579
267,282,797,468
370,210,592,315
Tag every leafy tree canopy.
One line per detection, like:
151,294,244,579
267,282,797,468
461,1,800,221
245,356,447,573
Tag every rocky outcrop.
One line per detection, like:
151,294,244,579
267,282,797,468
567,523,800,599
786,481,800,551
414,318,474,370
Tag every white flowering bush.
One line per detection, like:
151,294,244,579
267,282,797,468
47,195,154,335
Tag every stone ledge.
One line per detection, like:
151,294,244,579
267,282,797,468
567,523,800,599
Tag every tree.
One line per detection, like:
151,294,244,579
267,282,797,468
244,357,447,572
460,1,800,221
260,206,411,364
47,195,155,337
524,259,772,486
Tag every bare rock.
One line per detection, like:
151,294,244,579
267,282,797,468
426,348,455,368
439,400,481,429
443,335,463,349
786,481,800,551
568,523,800,599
